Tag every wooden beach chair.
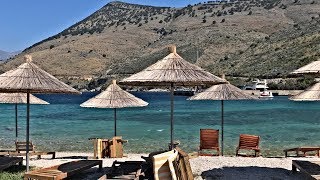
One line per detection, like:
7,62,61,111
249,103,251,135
9,141,55,159
0,156,23,171
236,134,260,157
153,149,178,180
199,129,220,156
175,147,194,180
284,146,320,157
24,160,102,180
292,160,320,179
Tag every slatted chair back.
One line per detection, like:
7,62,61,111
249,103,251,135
153,150,178,180
238,134,260,149
15,141,34,153
200,129,219,150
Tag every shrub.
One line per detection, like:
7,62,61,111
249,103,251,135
221,19,225,23
50,45,54,49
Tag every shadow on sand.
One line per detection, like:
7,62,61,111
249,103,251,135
201,166,308,180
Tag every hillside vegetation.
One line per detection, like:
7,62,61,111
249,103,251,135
0,0,319,89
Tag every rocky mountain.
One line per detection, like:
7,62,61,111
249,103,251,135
0,50,20,61
0,0,319,89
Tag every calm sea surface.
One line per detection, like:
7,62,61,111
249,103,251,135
0,92,319,156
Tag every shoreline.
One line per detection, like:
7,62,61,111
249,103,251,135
22,151,315,179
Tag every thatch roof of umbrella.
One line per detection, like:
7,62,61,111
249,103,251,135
0,55,79,172
188,80,257,155
0,55,79,94
81,80,148,136
188,82,258,100
0,93,49,142
291,60,320,74
120,46,227,86
81,80,148,108
120,45,226,150
0,93,49,104
289,82,320,101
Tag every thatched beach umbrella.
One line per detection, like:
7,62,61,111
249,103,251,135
289,82,320,101
80,80,148,136
0,93,49,141
121,45,226,149
291,60,320,74
0,55,79,171
188,80,258,155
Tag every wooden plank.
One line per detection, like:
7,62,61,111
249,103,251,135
24,160,102,180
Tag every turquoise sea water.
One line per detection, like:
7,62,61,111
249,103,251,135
1,92,320,156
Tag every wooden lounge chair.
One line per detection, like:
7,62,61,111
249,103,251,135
199,129,220,156
24,160,102,180
9,141,55,159
236,134,260,157
175,147,194,180
284,146,320,157
153,149,178,180
292,160,320,179
0,156,23,171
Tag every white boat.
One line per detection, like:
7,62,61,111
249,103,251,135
243,79,273,98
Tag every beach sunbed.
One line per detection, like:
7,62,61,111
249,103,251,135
24,160,102,180
9,141,55,159
236,134,260,157
284,147,320,157
292,160,320,179
153,149,178,180
199,129,220,156
0,156,23,171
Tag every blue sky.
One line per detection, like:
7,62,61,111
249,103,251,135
0,0,202,52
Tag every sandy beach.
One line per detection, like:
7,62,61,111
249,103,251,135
23,152,315,179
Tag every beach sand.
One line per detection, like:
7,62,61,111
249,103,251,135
22,152,317,179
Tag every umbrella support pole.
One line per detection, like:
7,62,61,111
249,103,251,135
170,83,174,150
114,108,117,137
221,100,224,156
26,93,30,172
15,103,18,141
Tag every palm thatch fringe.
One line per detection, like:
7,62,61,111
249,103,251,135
291,60,320,74
0,55,79,94
188,83,258,100
0,93,49,104
289,82,320,101
121,45,227,86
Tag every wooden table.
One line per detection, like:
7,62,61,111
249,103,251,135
292,160,320,179
284,147,320,157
